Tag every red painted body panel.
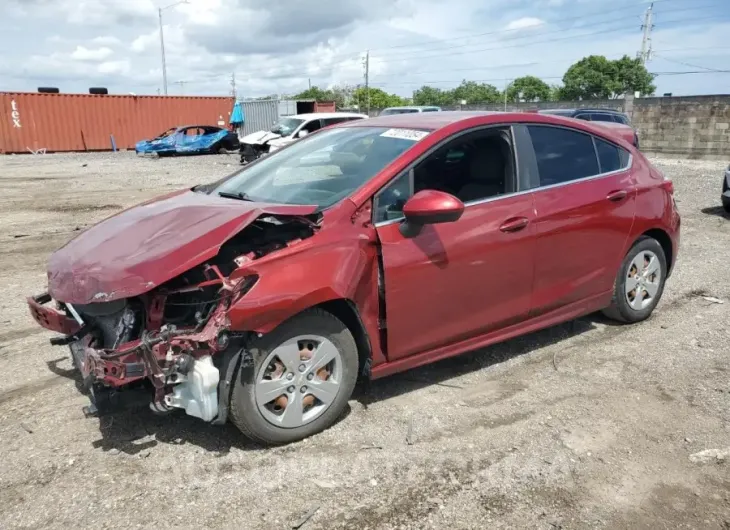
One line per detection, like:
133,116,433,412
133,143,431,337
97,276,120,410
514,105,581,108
28,111,680,392
529,169,637,315
47,190,317,304
376,194,537,360
591,121,637,145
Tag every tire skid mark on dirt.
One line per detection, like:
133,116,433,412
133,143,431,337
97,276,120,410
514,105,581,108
0,375,67,407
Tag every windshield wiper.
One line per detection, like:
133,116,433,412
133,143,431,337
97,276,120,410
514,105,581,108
218,191,254,201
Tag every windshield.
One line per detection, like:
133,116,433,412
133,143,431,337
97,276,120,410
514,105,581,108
155,128,177,139
380,108,419,115
271,118,305,136
214,126,429,208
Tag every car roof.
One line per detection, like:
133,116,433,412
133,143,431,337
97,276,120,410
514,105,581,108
287,112,368,120
337,110,635,146
342,110,504,130
539,108,626,115
382,106,440,110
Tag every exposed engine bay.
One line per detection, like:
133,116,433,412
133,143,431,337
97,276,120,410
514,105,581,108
29,214,319,421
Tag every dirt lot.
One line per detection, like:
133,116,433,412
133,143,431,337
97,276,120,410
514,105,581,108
0,151,728,530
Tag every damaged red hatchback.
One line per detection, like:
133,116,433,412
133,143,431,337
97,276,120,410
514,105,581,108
28,112,680,444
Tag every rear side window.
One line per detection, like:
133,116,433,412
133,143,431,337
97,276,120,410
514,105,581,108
595,138,631,172
528,126,600,186
590,113,615,122
575,114,591,121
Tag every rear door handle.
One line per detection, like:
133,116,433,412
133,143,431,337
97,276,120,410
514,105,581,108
607,190,628,202
499,216,529,233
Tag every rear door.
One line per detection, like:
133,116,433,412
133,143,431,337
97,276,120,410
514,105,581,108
524,124,637,316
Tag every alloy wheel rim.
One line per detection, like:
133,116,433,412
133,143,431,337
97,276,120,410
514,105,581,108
255,335,342,429
625,250,661,310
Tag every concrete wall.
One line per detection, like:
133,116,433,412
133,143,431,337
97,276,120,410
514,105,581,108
631,95,730,159
368,95,730,159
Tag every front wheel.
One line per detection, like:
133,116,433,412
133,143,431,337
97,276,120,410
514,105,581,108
602,236,667,323
229,309,359,445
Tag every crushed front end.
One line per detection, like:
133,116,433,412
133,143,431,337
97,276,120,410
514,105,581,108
28,210,319,422
29,266,256,420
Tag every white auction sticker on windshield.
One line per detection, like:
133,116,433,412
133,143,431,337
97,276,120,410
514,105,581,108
380,128,429,141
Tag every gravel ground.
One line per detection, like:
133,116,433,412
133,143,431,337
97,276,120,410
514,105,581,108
0,151,728,530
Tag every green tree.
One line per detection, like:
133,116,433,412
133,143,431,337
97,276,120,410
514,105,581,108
412,85,453,106
352,87,406,110
450,80,501,104
562,55,655,99
292,86,335,102
505,76,551,102
613,55,656,96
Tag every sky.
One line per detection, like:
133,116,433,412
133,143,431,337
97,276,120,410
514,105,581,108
1,0,729,99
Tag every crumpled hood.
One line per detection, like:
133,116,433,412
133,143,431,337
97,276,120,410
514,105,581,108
47,190,317,304
240,130,283,145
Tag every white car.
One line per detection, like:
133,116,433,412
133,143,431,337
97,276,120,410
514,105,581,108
239,112,368,163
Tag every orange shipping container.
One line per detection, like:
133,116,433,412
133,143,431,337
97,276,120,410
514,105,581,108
0,92,235,154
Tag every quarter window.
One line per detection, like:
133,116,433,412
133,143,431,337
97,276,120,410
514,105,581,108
595,138,631,173
528,126,599,186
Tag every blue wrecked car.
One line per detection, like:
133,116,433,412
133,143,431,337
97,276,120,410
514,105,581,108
135,125,240,156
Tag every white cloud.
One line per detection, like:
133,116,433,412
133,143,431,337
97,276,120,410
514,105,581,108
71,46,114,61
505,17,545,31
91,36,122,46
98,60,131,75
1,0,729,98
131,31,158,53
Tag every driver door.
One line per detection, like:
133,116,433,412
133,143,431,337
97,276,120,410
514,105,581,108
373,126,536,361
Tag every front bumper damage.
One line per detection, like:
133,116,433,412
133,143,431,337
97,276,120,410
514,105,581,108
28,268,255,423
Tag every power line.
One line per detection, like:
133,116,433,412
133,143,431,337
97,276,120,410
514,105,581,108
653,54,726,72
208,3,720,80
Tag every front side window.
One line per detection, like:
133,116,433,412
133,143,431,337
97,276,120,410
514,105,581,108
575,114,591,121
374,127,515,223
214,127,426,208
528,125,599,186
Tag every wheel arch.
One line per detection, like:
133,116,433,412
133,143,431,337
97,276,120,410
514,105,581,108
638,228,674,274
315,299,373,379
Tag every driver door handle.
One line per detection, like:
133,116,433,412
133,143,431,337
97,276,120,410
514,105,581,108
607,189,628,202
499,216,529,233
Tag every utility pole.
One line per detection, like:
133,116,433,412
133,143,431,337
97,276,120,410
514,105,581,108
230,72,237,99
173,80,186,95
639,2,654,65
308,78,311,89
363,51,370,115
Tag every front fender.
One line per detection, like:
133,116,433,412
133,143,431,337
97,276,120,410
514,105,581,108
227,236,377,334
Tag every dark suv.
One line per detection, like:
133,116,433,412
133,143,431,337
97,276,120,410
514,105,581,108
538,108,639,148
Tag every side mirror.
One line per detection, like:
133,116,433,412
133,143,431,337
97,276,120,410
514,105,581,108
400,190,464,236
297,129,309,138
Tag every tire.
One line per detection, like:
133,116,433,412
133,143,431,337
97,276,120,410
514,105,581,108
723,199,730,214
602,236,667,323
229,309,359,445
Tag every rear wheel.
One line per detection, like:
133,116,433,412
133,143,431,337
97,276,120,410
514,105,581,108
229,309,359,445
602,237,667,323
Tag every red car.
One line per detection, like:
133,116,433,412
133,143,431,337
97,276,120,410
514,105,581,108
28,112,680,445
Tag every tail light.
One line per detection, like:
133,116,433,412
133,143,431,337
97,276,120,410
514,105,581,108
662,177,674,195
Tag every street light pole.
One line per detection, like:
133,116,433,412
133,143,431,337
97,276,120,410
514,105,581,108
159,8,168,95
158,0,188,96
